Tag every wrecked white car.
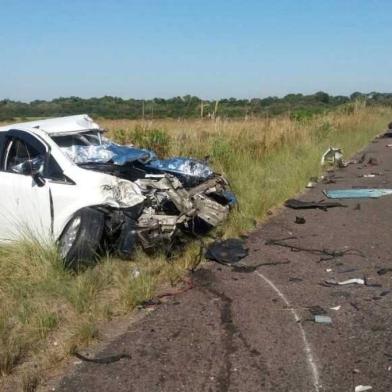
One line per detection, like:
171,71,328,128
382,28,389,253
0,115,235,266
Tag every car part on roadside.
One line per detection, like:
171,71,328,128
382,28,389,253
367,157,379,166
72,351,132,364
314,315,332,324
205,238,249,265
324,188,392,199
324,278,365,286
377,268,392,276
321,147,345,167
354,385,372,392
266,237,364,261
0,115,237,266
231,260,290,273
285,198,346,210
295,216,306,224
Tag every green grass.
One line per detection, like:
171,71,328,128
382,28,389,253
1,105,392,390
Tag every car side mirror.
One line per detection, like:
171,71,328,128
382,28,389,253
11,157,46,186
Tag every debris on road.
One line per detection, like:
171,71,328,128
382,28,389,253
295,216,306,224
72,351,132,364
325,278,365,286
205,238,249,265
330,305,341,310
314,315,332,324
266,237,363,261
308,305,327,315
354,385,372,392
324,188,392,199
377,268,392,276
321,147,345,167
367,157,379,166
285,198,346,210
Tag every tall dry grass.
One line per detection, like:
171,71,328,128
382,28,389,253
1,104,392,390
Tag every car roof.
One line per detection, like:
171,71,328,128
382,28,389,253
0,114,102,136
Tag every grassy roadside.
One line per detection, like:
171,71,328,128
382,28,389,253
1,105,391,390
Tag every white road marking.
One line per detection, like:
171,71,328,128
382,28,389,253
255,271,321,391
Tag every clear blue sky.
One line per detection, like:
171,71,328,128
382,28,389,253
1,0,391,101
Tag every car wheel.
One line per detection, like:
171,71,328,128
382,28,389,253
59,207,104,268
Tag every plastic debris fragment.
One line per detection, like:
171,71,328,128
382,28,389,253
205,238,249,265
324,189,392,199
355,385,372,392
325,278,365,286
314,315,332,324
321,147,345,167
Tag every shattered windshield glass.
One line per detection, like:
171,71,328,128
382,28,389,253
53,131,156,165
52,129,214,182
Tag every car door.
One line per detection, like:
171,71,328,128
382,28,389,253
0,130,52,242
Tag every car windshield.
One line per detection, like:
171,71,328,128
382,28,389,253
52,130,155,165
52,130,102,148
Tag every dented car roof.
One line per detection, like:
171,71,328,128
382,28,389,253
0,114,101,136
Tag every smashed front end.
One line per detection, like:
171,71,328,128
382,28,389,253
57,133,236,257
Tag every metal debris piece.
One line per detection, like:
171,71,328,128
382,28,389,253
354,385,372,392
321,147,345,167
295,216,306,224
367,157,379,166
308,305,327,315
324,188,392,199
285,198,346,210
325,278,365,286
377,268,392,276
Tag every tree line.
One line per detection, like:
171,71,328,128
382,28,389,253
1,91,391,121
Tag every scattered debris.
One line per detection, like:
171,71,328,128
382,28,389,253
285,198,346,210
72,351,132,364
360,174,377,178
295,216,306,224
324,188,392,199
337,267,359,274
308,305,327,315
354,385,372,392
330,305,341,310
321,147,345,167
306,181,317,188
266,237,363,261
314,315,332,324
325,278,365,286
367,157,379,166
205,238,249,265
288,277,303,282
350,302,360,311
377,268,392,276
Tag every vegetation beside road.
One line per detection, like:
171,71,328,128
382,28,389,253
1,104,392,390
1,91,392,120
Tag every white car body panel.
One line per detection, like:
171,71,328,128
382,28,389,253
0,115,145,243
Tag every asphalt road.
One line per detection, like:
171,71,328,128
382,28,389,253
56,134,392,392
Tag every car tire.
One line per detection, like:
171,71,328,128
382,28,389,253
59,207,105,268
